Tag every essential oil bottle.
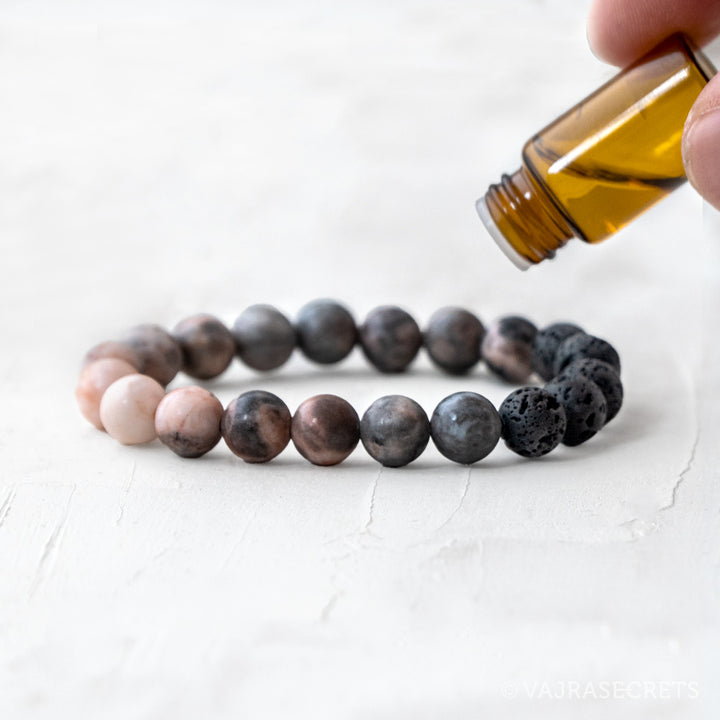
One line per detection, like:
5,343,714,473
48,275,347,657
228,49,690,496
477,34,717,269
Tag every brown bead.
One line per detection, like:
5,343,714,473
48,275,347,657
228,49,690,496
172,314,235,380
81,341,141,370
291,394,360,466
481,316,537,384
123,324,182,386
359,306,422,373
155,386,224,458
75,358,138,430
424,307,485,375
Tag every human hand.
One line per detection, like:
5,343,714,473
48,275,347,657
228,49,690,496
588,0,720,211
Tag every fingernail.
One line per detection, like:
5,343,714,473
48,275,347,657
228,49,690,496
683,108,720,210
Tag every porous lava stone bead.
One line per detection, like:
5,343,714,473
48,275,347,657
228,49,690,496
531,322,584,381
553,333,621,376
222,390,291,463
359,306,422,373
481,316,537,383
172,314,235,380
430,391,502,464
423,306,485,375
295,299,357,364
557,358,623,423
544,376,607,447
123,324,183,386
360,395,430,467
499,387,567,458
232,304,296,371
291,394,360,466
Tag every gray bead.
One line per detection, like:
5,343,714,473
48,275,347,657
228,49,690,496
499,387,567,458
557,358,623,423
359,306,422,373
481,315,537,383
553,333,621,376
295,299,357,364
531,322,584,381
232,304,296,371
173,314,235,380
430,391,502,464
360,395,430,467
424,306,485,375
123,323,182,386
544,377,607,447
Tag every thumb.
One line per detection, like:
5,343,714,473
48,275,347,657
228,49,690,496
683,72,720,211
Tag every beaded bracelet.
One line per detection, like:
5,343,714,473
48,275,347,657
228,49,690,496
75,301,623,467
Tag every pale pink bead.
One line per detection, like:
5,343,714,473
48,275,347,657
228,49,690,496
76,358,138,430
81,341,141,371
99,374,166,445
155,386,224,457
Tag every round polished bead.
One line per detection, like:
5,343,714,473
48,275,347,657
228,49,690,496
295,299,357,364
75,358,137,430
430,391,502,464
123,324,182,386
499,387,567,458
291,394,360,466
531,322,584,381
544,377,607,447
155,386,224,458
553,333,621,376
557,358,623,423
481,316,537,383
359,306,422,373
99,374,166,445
172,314,235,380
424,307,485,375
232,304,296,371
82,341,140,370
222,390,291,463
360,395,430,467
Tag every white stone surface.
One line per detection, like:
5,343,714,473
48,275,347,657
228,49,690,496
1,1,719,718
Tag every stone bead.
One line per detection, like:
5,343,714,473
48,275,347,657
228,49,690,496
359,306,422,373
291,394,360,466
295,299,357,364
360,395,430,467
544,377,607,447
553,333,621,376
531,322,584,381
557,358,623,423
155,386,224,458
481,316,538,383
430,391,502,464
82,341,141,370
172,314,235,380
232,304,296,371
222,390,291,463
75,358,137,430
123,324,182,386
99,374,166,445
499,387,567,458
423,306,485,375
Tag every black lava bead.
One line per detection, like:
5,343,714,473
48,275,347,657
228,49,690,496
553,333,620,376
295,299,357,364
499,387,567,458
531,322,584,381
544,377,607,447
360,395,430,467
232,304,296,371
359,306,422,373
423,307,485,375
557,358,623,423
430,391,502,464
481,316,538,383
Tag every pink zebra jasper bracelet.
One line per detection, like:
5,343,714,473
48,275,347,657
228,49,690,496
76,300,623,467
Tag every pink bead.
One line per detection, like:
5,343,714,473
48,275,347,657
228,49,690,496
99,374,166,445
81,341,141,371
75,358,138,430
155,386,224,458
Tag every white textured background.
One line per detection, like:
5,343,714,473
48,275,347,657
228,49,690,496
2,1,719,718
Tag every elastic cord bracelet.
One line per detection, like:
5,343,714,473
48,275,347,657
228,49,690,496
75,300,623,467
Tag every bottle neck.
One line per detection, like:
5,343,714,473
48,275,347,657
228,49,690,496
478,166,577,268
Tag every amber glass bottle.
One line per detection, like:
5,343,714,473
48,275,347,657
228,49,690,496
478,34,716,269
